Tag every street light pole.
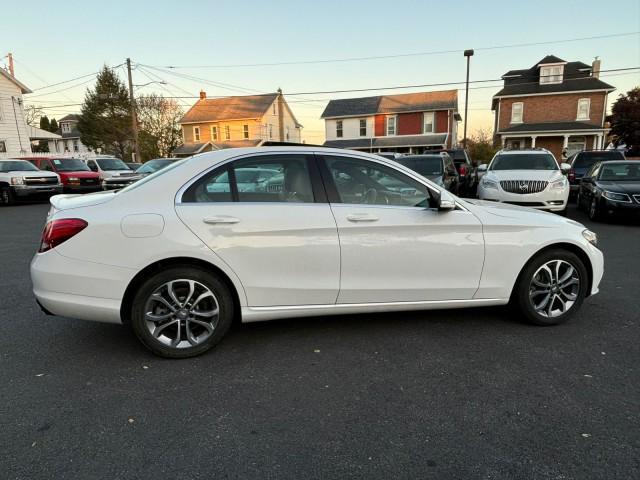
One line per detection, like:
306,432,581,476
126,58,141,163
463,49,474,149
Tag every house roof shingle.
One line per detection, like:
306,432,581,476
58,114,81,123
321,90,458,118
180,93,279,124
536,55,566,65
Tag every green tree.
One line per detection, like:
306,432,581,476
136,94,184,160
39,115,50,131
467,129,498,164
49,118,58,133
610,87,640,148
77,65,132,159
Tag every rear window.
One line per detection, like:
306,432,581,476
397,156,443,176
573,151,625,168
446,150,468,162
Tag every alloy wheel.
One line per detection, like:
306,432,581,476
529,260,580,318
144,279,219,349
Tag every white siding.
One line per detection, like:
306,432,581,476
325,117,375,140
260,98,302,142
0,76,32,157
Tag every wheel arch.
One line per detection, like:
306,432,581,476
512,242,594,300
120,256,243,325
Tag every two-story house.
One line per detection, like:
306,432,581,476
492,56,615,160
0,68,32,158
321,90,461,153
50,114,92,154
175,89,303,156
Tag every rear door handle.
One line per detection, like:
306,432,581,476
346,213,379,222
203,216,240,225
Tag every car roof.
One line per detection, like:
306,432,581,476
496,148,552,155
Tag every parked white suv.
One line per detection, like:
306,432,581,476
478,149,570,213
83,157,136,188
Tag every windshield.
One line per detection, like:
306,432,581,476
97,158,130,171
119,159,186,193
0,160,40,172
135,159,173,174
573,151,625,169
398,157,443,176
490,153,558,171
51,158,90,172
599,163,640,181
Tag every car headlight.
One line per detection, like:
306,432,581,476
10,176,24,185
582,229,598,247
549,177,567,190
602,190,631,203
482,178,498,189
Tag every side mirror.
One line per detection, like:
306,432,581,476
560,163,571,174
437,190,456,211
477,164,488,172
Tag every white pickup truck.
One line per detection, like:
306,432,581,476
0,159,62,205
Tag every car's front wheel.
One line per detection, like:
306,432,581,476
589,197,603,221
512,249,588,326
130,267,234,358
0,187,15,206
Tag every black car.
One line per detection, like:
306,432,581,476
567,150,625,197
395,153,460,194
103,158,178,190
577,160,640,221
436,148,477,197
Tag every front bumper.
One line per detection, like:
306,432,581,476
103,180,137,190
63,184,102,193
478,185,569,211
12,184,63,198
601,198,640,216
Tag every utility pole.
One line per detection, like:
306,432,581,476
463,49,474,149
7,52,14,76
126,58,141,162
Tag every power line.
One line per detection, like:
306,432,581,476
149,32,640,69
29,64,123,92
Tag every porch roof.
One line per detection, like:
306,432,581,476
323,134,448,149
498,122,605,135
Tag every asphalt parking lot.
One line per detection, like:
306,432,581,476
1,202,638,480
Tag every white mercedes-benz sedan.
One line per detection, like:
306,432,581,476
31,147,603,358
477,149,571,213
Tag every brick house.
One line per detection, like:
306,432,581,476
492,55,615,161
321,90,461,153
175,89,302,156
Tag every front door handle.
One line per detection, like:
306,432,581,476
346,213,379,222
203,216,240,225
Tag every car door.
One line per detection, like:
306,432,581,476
175,152,340,307
317,153,484,304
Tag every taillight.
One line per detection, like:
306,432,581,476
39,218,88,253
568,168,576,182
458,165,467,176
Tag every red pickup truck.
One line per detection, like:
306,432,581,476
23,157,102,193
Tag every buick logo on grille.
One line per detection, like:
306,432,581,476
519,183,528,192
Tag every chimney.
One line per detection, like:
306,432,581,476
592,57,601,79
199,90,207,100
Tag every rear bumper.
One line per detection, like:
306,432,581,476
30,249,134,324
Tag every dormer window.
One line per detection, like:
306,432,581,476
61,123,71,133
540,65,564,84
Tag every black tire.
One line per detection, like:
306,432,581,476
588,197,603,222
0,186,15,206
511,249,589,326
576,191,583,211
130,266,235,358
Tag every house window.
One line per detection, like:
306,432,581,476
73,140,79,152
386,116,396,136
268,125,273,139
193,126,201,142
511,102,523,123
61,123,71,133
225,125,230,140
0,140,6,153
336,120,343,138
286,127,290,141
359,119,367,136
211,126,218,141
577,98,591,120
243,124,249,139
423,112,435,133
540,65,563,84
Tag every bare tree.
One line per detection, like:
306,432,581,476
24,104,45,127
136,94,184,160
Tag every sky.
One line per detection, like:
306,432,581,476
2,0,639,144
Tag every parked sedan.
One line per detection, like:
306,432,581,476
577,160,640,221
31,147,603,358
395,153,460,194
567,150,625,197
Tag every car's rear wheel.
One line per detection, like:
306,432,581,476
130,267,234,358
0,187,15,206
512,249,588,326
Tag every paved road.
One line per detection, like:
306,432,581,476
1,202,638,480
